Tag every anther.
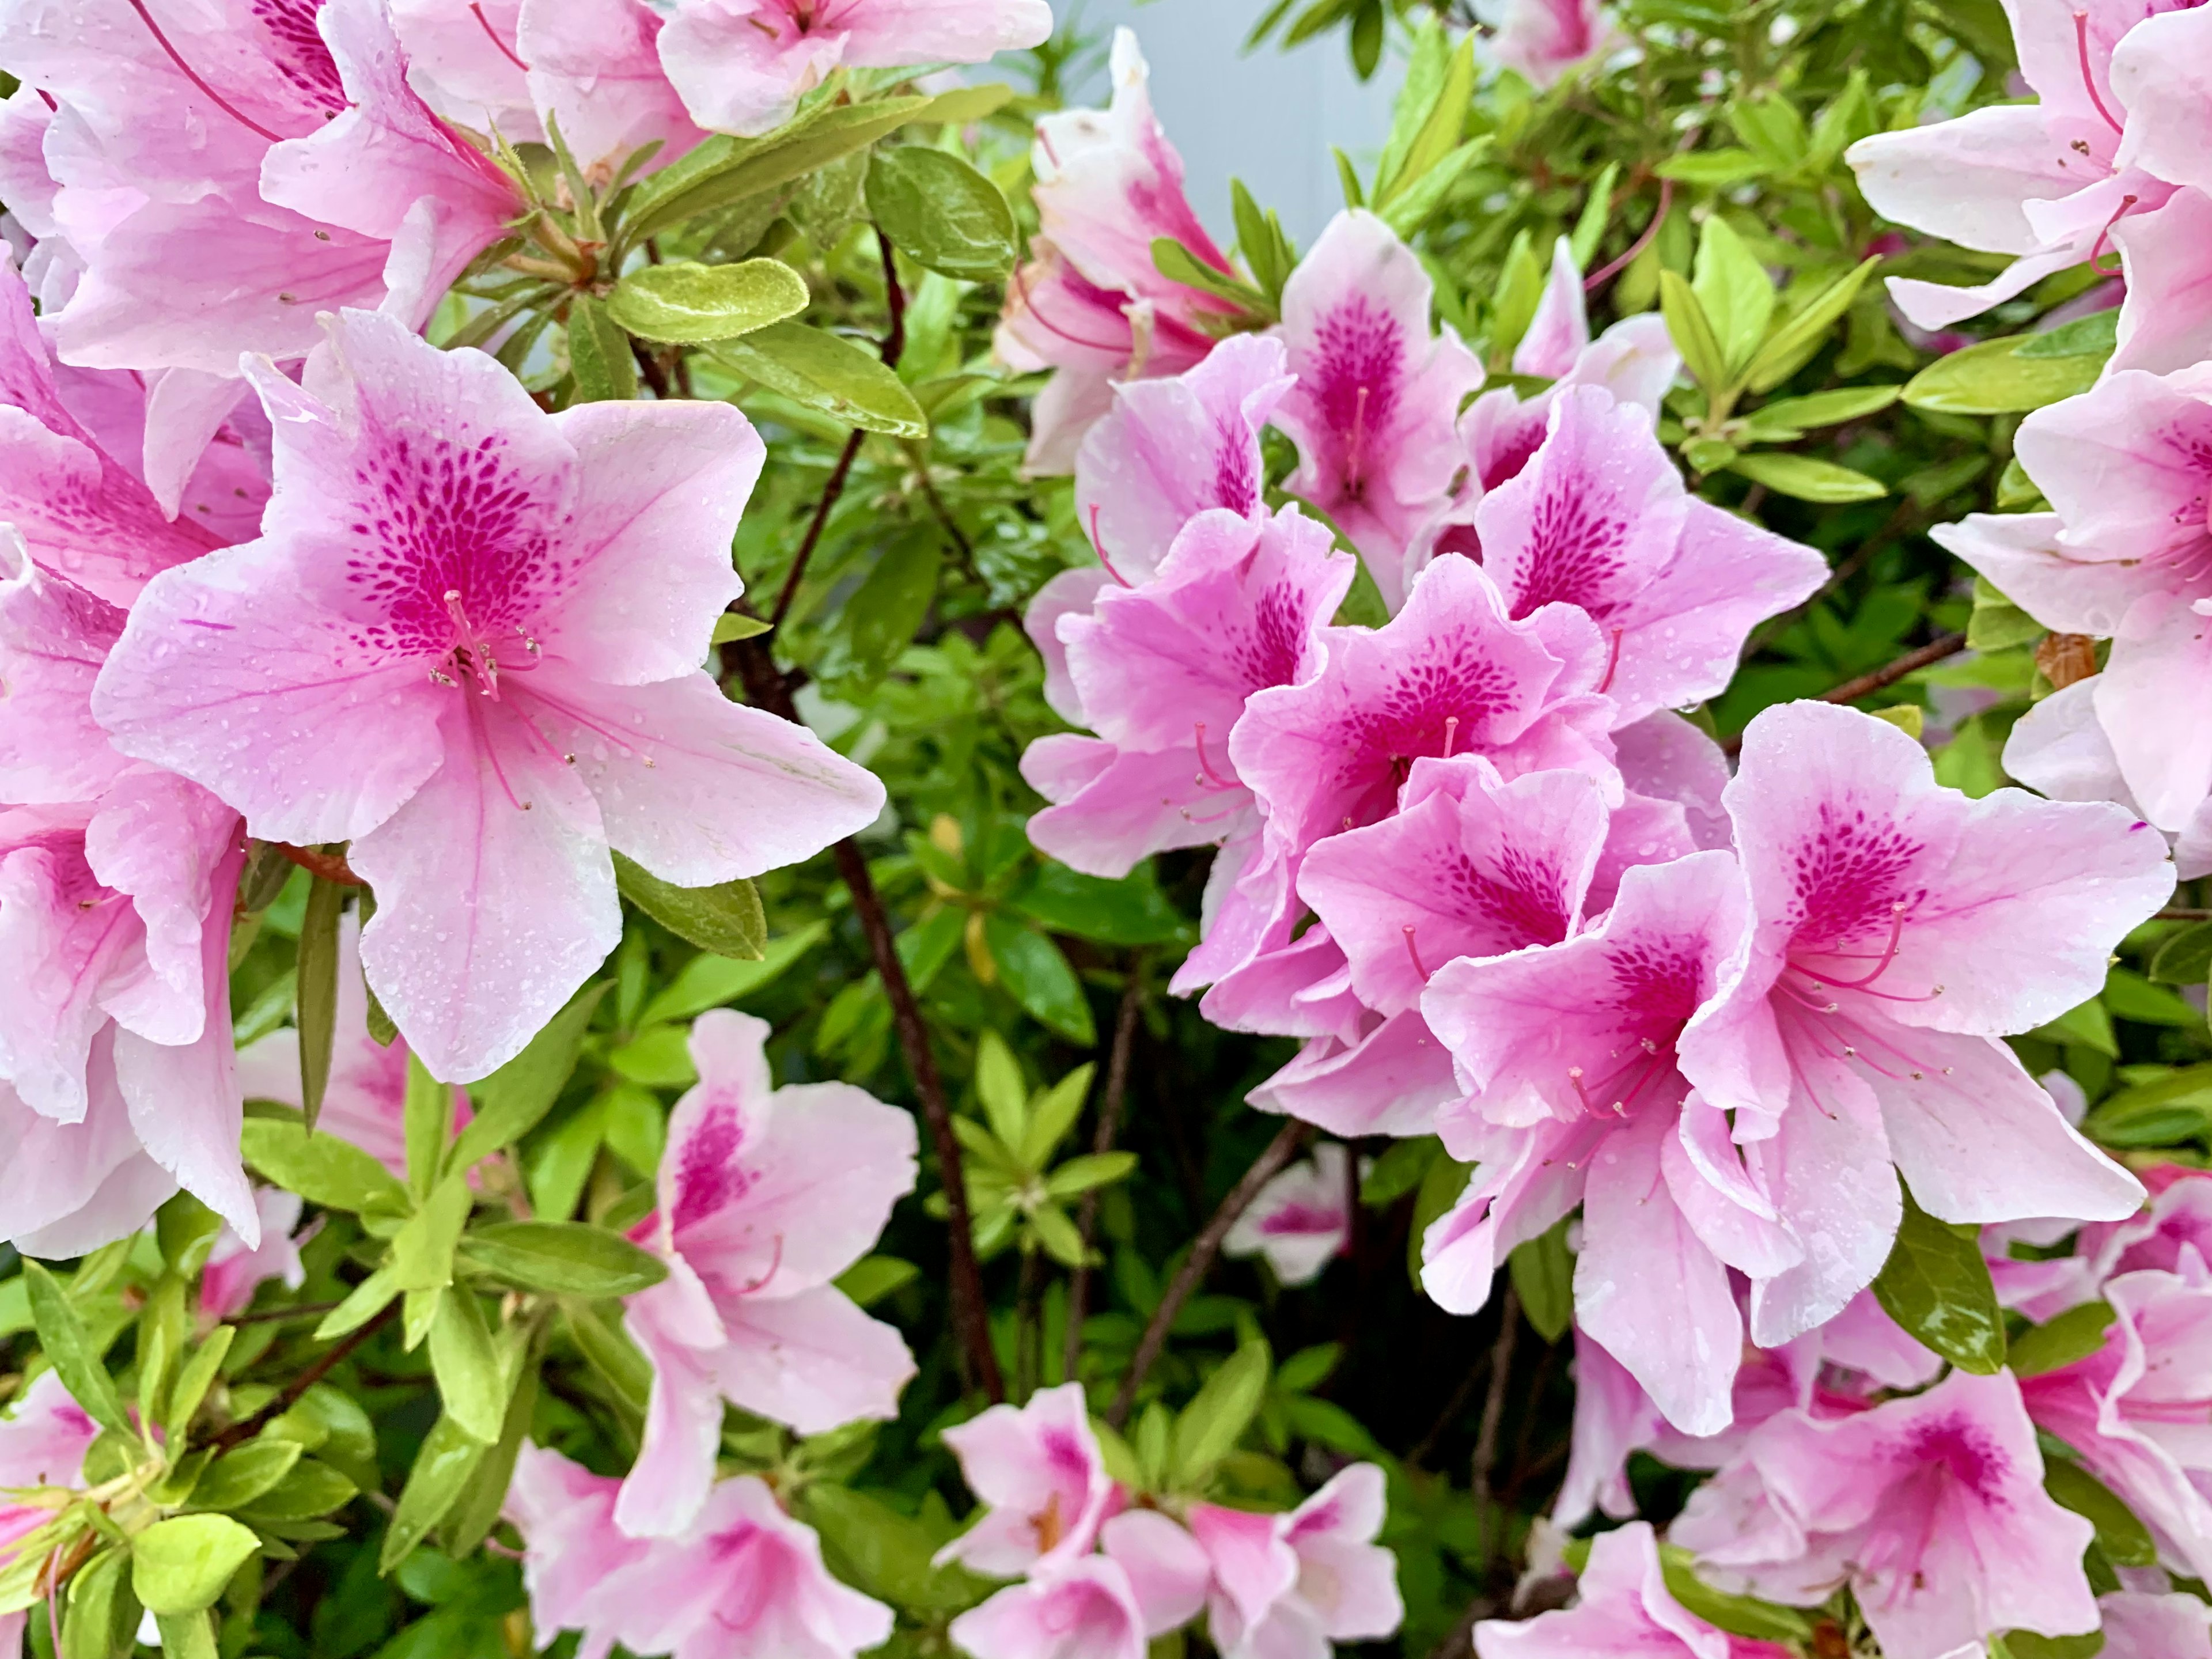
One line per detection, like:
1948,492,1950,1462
1403,925,1430,982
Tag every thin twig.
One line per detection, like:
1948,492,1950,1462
272,844,365,888
2160,908,2212,922
878,229,908,371
1108,1119,1316,1429
1471,1288,1521,1573
629,339,672,399
1582,176,1673,292
203,1302,399,1453
770,429,865,630
1721,631,1969,756
222,1300,343,1327
1066,973,1146,1381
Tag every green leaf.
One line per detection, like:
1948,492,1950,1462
404,1054,454,1204
457,1221,669,1298
835,1256,919,1309
983,914,1097,1045
1014,863,1187,946
2009,1301,2116,1377
1170,1340,1271,1486
1654,147,1772,187
1020,1064,1095,1168
1362,1137,1440,1207
613,851,767,961
566,293,638,402
2015,309,2120,361
444,1335,539,1557
2103,966,2200,1028
712,611,772,645
188,1439,303,1512
1691,217,1774,378
131,1516,259,1616
1870,1185,2006,1374
164,1327,234,1446
805,1484,994,1616
1150,238,1268,313
315,1265,400,1342
1968,575,2044,653
391,1173,472,1294
713,321,927,438
153,1614,217,1659
1408,1150,1471,1285
606,259,810,344
563,1304,653,1415
427,1291,507,1444
975,1031,1029,1150
233,1459,359,1524
1655,1547,1816,1643
1046,1152,1139,1200
22,1261,130,1435
1508,1220,1574,1343
1744,256,1882,393
1486,231,1546,368
641,920,828,1027
451,982,608,1171
2152,921,2212,986
240,1119,412,1217
2033,997,2119,1058
296,875,346,1132
2045,1457,2157,1567
1998,1633,2106,1659
380,1416,488,1574
1275,1343,1342,1396
1738,384,1902,438
2082,1063,2212,1145
1377,138,1485,238
865,147,1017,282
1658,270,1729,391
1903,334,2105,415
1569,160,1621,270
1726,452,1887,503
1028,1200,1089,1267
61,1547,137,1659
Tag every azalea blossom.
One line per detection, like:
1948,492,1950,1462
1421,851,1753,1433
2101,1591,2212,1659
938,1382,1120,1580
1223,1141,1355,1285
94,309,884,1084
1271,210,1484,608
615,1010,916,1538
1186,1464,1402,1659
198,1188,309,1322
507,1442,892,1659
654,0,1052,137
948,1555,1152,1659
1473,1521,1787,1659
1478,0,1612,90
0,1370,100,1569
1676,700,2166,1346
1845,0,2212,370
1672,1369,2098,1659
998,29,1249,474
1021,503,1353,880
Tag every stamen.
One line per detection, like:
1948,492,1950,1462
1346,385,1373,491
1567,1066,1592,1114
1441,714,1460,759
1403,924,1429,982
2090,193,2139,276
470,2,528,71
1089,504,1132,587
126,0,285,143
1802,903,1908,991
1193,722,1237,790
2073,12,2127,138
1597,626,1625,695
1010,264,1131,357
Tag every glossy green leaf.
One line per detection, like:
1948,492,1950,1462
805,1484,994,1616
241,1119,412,1217
233,1459,359,1524
1046,1152,1138,1200
1020,1064,1094,1168
1150,237,1269,311
315,1265,400,1342
380,1416,488,1574
1656,1547,1816,1642
1658,270,1729,391
2150,922,2212,986
2015,309,2119,360
983,914,1097,1045
457,1221,669,1298
132,1516,259,1616
1170,1340,1271,1486
714,321,927,437
613,851,768,961
391,1173,472,1294
1903,334,2104,415
640,921,828,1027
1691,217,1774,377
2009,1302,2117,1377
865,147,1017,282
835,1256,919,1309
152,1614,217,1659
607,258,809,344
1508,1220,1574,1343
427,1291,507,1444
450,982,608,1171
22,1261,130,1435
296,875,345,1132
1738,383,1901,438
1743,255,1880,392
444,1333,540,1558
1014,863,1188,945
1726,452,1887,502
975,1030,1028,1149
61,1547,137,1659
189,1439,303,1512
2045,1457,2157,1567
566,292,638,402
404,1054,456,1203
164,1326,234,1446
1870,1186,2006,1374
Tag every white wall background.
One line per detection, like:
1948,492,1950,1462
1055,0,1400,245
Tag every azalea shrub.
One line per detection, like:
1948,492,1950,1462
4,0,2212,1657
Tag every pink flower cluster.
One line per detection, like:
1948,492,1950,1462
1847,0,2212,368
938,1384,1402,1659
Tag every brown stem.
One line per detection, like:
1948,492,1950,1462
770,429,865,630
1583,176,1673,292
629,338,672,399
272,843,365,888
1107,1119,1316,1429
203,1301,398,1453
878,229,908,371
1065,974,1146,1381
2160,908,2212,921
832,836,1005,1403
1722,631,1968,756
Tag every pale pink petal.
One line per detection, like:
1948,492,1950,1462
1511,238,1590,380
1245,1012,1461,1140
2101,592,2212,828
1026,567,1113,726
950,1557,1148,1659
84,771,237,1048
1934,510,2176,635
1553,1330,1662,1528
1188,1503,1298,1633
0,1055,173,1256
833,0,1054,63
1025,738,1253,879
714,1285,915,1433
1849,105,2094,256
0,537,128,802
2111,10,2212,193
1102,1510,1212,1637
2112,188,2212,376
615,1278,729,1539
655,3,844,136
520,0,708,174
2100,1593,2212,1659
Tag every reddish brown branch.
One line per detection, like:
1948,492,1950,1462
1065,974,1146,1381
272,843,366,888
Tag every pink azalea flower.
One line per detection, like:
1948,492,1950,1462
0,0,521,396
1676,700,2166,1346
615,1010,916,1538
507,1442,892,1659
2081,1164,2212,1280
0,540,256,1248
1449,385,1827,728
93,310,884,1083
234,912,466,1178
198,1188,308,1322
1271,210,1484,607
1223,1141,1354,1286
2101,1590,2212,1659
1021,504,1354,879
1073,334,1296,589
654,0,1051,137
1187,1464,1403,1659
949,1555,1152,1659
1672,1370,2099,1659
2018,1261,2212,1582
1420,851,1755,1434
998,31,1243,475
0,261,234,605
389,0,708,177
938,1382,1122,1580
0,1370,100,1563
1846,0,2212,366
1474,1521,1788,1659
1478,0,1612,90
